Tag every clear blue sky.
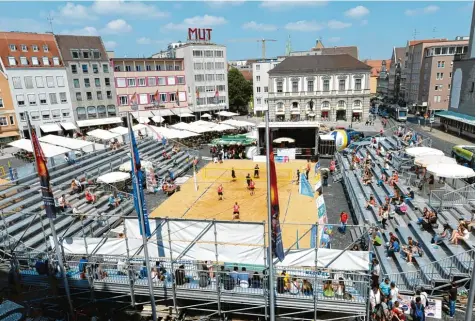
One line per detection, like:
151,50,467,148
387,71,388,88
0,1,473,60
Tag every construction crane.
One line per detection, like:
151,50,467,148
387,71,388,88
228,38,277,60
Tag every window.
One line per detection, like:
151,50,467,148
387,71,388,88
193,50,203,57
46,76,55,88
82,64,88,73
127,78,136,87
158,77,166,85
146,65,152,71
339,79,345,91
116,78,126,87
49,93,57,104
71,65,78,74
139,94,148,104
292,81,298,93
53,57,60,66
159,93,167,102
24,76,34,89
102,78,109,86
448,84,451,90
12,77,22,89
257,98,262,104
82,50,90,59
215,50,224,57
434,95,441,103
177,76,185,84
106,91,112,99
434,85,439,91
256,64,260,71
169,93,176,102
449,72,452,78
135,65,142,72
92,50,100,59
62,109,71,118
0,117,8,126
119,96,129,105
125,65,132,72
167,76,176,85
147,77,156,86
276,102,284,111
338,100,345,108
41,111,50,120
277,81,283,93
92,64,99,73
256,76,260,82
107,105,116,116
307,80,314,92
355,79,362,90
42,57,49,65
138,78,146,86
97,91,103,100
76,92,82,101
449,47,456,54
9,44,16,51
30,112,40,120
20,57,28,65
436,72,444,80
31,45,38,52
52,109,60,119
32,57,39,66
16,94,25,106
264,86,268,93
71,50,79,59
256,87,261,93
77,107,87,119
27,94,37,105
39,93,47,104
97,105,106,117
194,63,203,70
57,76,65,87
9,116,15,125
175,65,181,71
84,78,91,88
0,98,3,108
323,79,330,91
33,76,43,88
43,45,48,52
86,92,92,100
8,57,15,66
103,64,109,73
95,78,101,87
70,79,79,89
19,113,25,121
59,92,67,103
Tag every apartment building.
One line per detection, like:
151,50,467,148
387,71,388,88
403,38,469,109
267,55,371,122
112,58,187,114
0,32,74,137
0,65,20,143
55,35,117,120
387,47,405,101
252,58,281,116
174,43,228,112
362,59,390,95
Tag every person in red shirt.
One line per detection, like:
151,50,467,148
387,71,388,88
249,179,255,196
217,184,224,201
339,211,349,233
233,202,240,220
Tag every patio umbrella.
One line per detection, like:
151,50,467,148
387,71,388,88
97,172,130,184
426,163,475,179
414,155,457,168
201,113,212,119
405,147,444,157
273,137,295,143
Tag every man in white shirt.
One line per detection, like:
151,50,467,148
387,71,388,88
389,281,402,308
370,286,381,311
415,289,428,307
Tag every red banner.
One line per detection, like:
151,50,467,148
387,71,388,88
269,146,285,261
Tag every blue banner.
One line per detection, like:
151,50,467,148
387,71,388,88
129,120,151,237
299,173,314,198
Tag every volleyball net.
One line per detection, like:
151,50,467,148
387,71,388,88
202,167,294,181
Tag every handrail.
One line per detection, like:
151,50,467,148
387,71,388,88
430,183,475,210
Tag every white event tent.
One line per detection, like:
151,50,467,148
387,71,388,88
39,135,94,151
87,129,121,141
221,119,255,127
216,111,239,117
426,163,475,179
8,139,71,158
405,147,444,157
414,155,457,168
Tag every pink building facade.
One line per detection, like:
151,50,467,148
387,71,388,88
112,58,188,115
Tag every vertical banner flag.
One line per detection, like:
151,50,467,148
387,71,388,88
269,144,285,261
215,89,219,104
299,173,314,198
196,88,200,100
176,89,180,106
153,90,159,104
128,117,151,237
27,115,56,219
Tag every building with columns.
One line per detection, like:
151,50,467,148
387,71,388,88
267,54,371,122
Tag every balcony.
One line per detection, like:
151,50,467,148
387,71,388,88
268,89,370,98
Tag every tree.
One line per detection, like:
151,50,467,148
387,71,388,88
228,67,253,114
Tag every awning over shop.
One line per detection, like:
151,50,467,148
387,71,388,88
40,124,62,133
436,110,475,126
216,111,239,117
171,107,193,115
153,109,174,117
60,122,77,131
8,138,71,157
109,126,128,135
77,117,122,128
87,129,121,141
151,116,164,123
177,112,195,118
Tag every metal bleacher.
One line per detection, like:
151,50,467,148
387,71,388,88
337,134,474,294
0,136,195,254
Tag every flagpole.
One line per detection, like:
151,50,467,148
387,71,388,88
264,110,276,321
25,112,74,317
127,112,158,321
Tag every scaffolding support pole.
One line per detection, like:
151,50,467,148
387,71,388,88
166,218,178,315
123,222,136,307
314,222,318,321
465,267,475,321
263,221,268,320
213,220,222,318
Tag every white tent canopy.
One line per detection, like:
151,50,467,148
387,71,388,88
221,119,255,127
414,155,457,168
132,124,147,132
119,160,154,172
171,122,191,130
212,124,235,131
216,111,239,117
148,125,200,139
136,117,150,124
201,113,212,119
8,139,71,158
60,122,77,131
274,137,295,143
40,124,62,133
97,171,130,184
190,120,217,128
172,107,193,115
77,117,122,128
154,109,174,117
109,126,129,135
426,163,475,179
151,115,164,123
405,147,444,157
39,135,93,151
186,125,216,133
87,129,121,141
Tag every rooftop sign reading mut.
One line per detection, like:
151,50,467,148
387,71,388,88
188,28,212,42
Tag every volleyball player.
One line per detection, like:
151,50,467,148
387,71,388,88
233,202,240,220
254,164,260,178
217,184,224,200
231,167,236,181
249,179,255,196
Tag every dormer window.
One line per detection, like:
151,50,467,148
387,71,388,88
8,57,16,66
9,44,16,51
42,57,49,65
43,44,49,52
82,50,90,59
32,45,39,52
20,57,28,65
53,57,60,66
31,57,39,65
21,44,28,52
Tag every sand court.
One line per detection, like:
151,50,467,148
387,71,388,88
151,159,321,248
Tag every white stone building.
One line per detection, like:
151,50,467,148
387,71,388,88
267,55,372,122
174,43,228,112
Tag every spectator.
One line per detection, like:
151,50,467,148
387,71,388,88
414,289,428,307
85,189,96,204
231,266,239,283
370,286,381,312
450,223,470,245
411,296,425,321
223,270,235,290
302,279,313,295
379,277,391,297
405,187,415,203
175,265,186,286
448,281,457,318
336,277,346,298
140,261,148,279
289,278,300,295
322,170,329,187
389,282,401,309
78,256,88,274
64,153,75,165
251,272,261,288
58,194,70,212
238,267,249,288
391,301,406,321
339,211,349,233
366,195,377,209
395,201,408,216
323,280,334,297
371,258,380,287
387,236,400,257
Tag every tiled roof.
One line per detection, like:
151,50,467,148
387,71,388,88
0,32,63,68
55,35,108,62
408,39,447,46
394,47,406,62
268,54,371,75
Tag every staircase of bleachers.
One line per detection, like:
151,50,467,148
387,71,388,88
336,132,474,294
0,136,195,255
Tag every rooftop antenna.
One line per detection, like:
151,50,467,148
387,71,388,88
432,27,437,38
412,28,419,40
47,14,54,34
